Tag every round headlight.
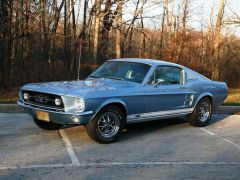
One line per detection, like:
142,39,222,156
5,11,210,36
55,98,62,106
74,98,85,111
23,93,29,100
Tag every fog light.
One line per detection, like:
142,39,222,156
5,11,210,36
23,93,29,100
55,98,62,106
71,115,79,123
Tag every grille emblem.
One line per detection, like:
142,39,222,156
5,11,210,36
35,96,48,103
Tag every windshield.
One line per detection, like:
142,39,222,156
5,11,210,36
90,61,151,83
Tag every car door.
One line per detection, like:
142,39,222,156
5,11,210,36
145,65,189,113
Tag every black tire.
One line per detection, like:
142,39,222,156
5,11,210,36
85,106,125,143
33,118,63,130
188,97,212,127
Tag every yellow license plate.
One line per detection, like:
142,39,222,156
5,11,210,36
36,111,50,122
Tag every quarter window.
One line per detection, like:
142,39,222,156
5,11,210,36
148,66,183,85
187,71,198,80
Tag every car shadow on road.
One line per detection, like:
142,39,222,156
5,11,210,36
59,114,230,143
208,114,230,125
118,114,230,142
119,117,188,142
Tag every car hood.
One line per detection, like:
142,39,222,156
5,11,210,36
21,78,137,97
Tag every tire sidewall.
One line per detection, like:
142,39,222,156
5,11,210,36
189,98,212,127
87,106,125,143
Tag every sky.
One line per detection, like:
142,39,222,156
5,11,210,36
74,0,240,36
122,0,240,36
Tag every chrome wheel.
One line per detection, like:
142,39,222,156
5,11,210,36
198,102,211,122
97,112,120,138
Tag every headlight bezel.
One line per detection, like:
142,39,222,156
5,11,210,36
74,98,85,112
61,96,85,113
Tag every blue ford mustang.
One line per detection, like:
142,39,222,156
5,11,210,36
17,58,228,143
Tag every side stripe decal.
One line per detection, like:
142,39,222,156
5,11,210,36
127,108,194,122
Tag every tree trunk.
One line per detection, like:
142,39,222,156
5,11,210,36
20,0,25,83
0,0,8,90
70,0,77,77
7,0,13,87
139,2,146,58
25,0,30,82
93,0,101,64
115,0,123,58
175,0,188,62
211,0,225,80
126,0,141,57
64,0,68,76
80,0,88,64
39,0,48,81
99,0,113,63
49,0,65,80
160,5,166,51
164,0,169,47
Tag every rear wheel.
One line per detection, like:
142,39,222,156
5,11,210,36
85,106,125,143
33,118,63,130
188,97,212,127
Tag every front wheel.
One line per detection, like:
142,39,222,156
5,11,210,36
188,97,212,127
85,106,125,143
33,118,63,130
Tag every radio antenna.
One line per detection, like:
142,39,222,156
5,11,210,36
77,38,82,81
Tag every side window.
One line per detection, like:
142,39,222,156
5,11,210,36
148,66,183,85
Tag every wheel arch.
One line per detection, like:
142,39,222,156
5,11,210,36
91,99,128,123
194,93,213,108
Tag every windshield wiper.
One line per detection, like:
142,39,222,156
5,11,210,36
105,77,129,83
89,75,101,78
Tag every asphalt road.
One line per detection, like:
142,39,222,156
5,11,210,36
0,113,240,179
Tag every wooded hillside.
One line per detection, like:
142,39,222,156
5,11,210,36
1,0,240,91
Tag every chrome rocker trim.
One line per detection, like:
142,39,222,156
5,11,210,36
127,108,194,123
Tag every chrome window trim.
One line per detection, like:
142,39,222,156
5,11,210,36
182,69,186,85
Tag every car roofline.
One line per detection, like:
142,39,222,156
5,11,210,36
108,58,184,68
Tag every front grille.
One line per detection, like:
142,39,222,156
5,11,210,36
22,90,64,110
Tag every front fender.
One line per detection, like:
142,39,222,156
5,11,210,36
90,98,128,122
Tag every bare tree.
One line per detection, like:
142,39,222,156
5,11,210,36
115,0,123,58
48,0,65,79
1,0,240,95
93,0,101,64
175,0,189,62
211,0,225,80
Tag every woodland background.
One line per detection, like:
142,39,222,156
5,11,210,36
1,0,240,95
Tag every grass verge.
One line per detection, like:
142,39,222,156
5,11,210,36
223,89,240,106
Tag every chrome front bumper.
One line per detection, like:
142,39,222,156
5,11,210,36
17,100,94,125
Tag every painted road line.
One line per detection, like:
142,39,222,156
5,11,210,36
221,137,240,150
201,128,240,150
1,162,240,170
200,128,216,136
0,164,73,170
58,129,80,165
